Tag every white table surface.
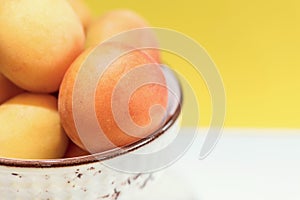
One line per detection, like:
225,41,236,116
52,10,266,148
123,128,300,200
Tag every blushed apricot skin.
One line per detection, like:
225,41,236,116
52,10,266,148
59,44,167,153
0,0,85,93
58,47,93,150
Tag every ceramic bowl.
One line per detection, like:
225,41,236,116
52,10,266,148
0,66,182,200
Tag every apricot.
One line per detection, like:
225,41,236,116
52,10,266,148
0,93,69,159
59,44,167,153
67,0,93,31
85,9,160,62
0,0,85,93
64,141,90,158
0,73,23,104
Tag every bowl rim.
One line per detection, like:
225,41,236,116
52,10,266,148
0,71,182,168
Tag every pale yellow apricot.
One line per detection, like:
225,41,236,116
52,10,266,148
0,0,85,93
0,93,69,159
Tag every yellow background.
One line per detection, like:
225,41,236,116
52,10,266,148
85,0,300,128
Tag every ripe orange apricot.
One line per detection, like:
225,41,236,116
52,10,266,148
85,9,160,62
0,0,85,93
59,44,167,153
0,73,23,104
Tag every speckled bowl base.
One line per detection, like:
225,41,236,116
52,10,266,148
0,163,156,200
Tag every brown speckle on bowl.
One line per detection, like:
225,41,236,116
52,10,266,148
77,173,83,178
140,173,153,189
11,172,22,178
112,188,121,200
133,173,141,180
93,170,102,176
101,194,109,198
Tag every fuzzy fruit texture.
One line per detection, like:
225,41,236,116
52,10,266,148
0,0,85,93
59,44,168,153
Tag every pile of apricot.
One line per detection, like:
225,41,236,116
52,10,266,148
0,0,167,159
